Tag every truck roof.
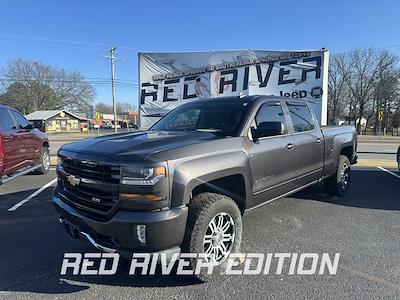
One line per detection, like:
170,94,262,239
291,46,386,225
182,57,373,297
179,95,313,106
0,104,20,112
180,95,268,106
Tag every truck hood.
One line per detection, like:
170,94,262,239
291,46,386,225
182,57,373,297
60,130,221,161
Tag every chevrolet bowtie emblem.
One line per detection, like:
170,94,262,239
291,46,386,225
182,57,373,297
67,175,81,186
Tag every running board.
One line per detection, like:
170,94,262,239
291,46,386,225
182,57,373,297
0,164,42,185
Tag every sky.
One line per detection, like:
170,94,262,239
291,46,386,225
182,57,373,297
0,0,399,109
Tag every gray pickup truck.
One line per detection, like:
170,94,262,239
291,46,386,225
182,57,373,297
53,95,357,277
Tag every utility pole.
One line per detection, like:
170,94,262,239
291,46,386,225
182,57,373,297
110,47,118,133
103,47,119,133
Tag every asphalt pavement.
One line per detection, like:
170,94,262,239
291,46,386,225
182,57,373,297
0,165,399,299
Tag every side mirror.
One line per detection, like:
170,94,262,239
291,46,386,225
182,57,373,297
24,124,34,130
251,122,284,141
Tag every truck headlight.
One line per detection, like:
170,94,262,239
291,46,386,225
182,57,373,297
121,166,166,185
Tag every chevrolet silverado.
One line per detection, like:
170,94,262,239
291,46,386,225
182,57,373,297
53,96,357,278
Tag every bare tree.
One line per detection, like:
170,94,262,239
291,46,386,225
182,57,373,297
0,59,95,113
372,71,400,134
328,53,349,124
95,101,137,114
95,102,113,114
335,49,399,134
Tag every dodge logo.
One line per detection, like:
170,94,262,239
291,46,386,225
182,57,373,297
67,175,81,186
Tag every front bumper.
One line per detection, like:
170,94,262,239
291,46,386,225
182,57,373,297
53,194,188,257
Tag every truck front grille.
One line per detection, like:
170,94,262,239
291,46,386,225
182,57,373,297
58,156,120,220
61,157,120,184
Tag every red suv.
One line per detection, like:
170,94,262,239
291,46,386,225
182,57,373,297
0,105,50,178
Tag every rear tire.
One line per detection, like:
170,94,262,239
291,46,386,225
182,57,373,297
182,192,242,281
36,147,50,174
324,155,351,197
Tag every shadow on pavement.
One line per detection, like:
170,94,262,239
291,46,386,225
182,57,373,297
294,168,400,210
1,168,398,295
1,254,201,295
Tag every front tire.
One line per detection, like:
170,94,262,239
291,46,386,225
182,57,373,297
324,155,351,196
182,192,242,281
36,147,50,174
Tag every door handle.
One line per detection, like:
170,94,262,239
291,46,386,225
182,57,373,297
286,143,295,150
316,138,322,144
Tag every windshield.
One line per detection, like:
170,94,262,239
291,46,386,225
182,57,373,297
150,101,249,136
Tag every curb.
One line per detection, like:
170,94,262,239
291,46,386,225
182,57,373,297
356,160,398,168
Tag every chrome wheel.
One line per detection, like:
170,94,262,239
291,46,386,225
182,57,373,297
203,212,235,265
340,162,350,189
42,149,50,171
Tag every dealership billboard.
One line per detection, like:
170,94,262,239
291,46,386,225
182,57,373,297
138,49,329,129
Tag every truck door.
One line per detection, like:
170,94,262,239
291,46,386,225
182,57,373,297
285,101,324,189
0,108,24,173
9,110,36,163
248,101,297,207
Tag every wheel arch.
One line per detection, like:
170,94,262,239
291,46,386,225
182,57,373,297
42,141,50,149
170,152,251,213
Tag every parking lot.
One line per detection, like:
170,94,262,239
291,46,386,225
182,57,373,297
0,163,399,299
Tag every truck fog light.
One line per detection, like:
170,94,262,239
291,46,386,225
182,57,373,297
136,225,146,244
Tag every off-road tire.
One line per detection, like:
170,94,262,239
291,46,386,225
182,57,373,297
36,147,50,174
324,155,351,196
182,192,242,281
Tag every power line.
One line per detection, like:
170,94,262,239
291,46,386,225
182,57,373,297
0,34,110,48
0,79,137,88
0,34,141,52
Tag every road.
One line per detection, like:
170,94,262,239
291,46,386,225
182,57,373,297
0,166,399,299
47,131,400,165
357,141,398,161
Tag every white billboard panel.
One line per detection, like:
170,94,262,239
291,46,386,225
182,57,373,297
139,49,328,128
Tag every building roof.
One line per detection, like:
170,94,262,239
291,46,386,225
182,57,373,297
74,112,89,120
101,114,125,122
25,110,84,121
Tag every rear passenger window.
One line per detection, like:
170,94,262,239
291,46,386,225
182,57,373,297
10,110,30,129
255,102,287,133
0,109,17,130
287,103,315,132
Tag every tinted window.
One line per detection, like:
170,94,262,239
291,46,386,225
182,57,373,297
255,102,286,134
10,110,30,129
0,109,17,130
151,101,248,136
287,103,315,132
163,107,201,131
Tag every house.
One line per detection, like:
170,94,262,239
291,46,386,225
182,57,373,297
336,116,367,128
25,110,87,132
